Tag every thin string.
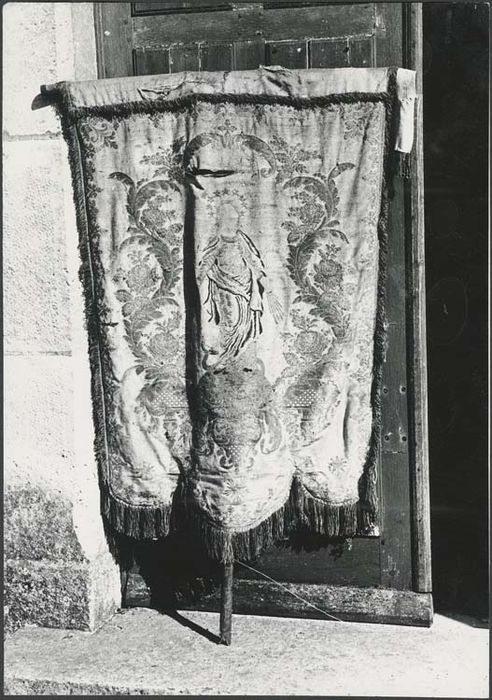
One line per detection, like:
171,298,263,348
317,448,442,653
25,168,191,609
235,560,347,623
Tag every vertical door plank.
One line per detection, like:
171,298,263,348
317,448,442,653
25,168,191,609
381,258,410,458
309,39,350,68
405,3,432,594
233,40,266,70
133,48,170,76
379,452,413,590
200,43,233,71
375,2,414,590
170,44,200,72
266,41,307,68
94,3,134,78
374,2,403,66
348,36,374,67
379,176,412,591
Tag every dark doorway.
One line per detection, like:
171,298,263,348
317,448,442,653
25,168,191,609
423,2,489,620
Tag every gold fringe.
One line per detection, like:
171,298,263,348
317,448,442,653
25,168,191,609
42,82,394,122
102,492,172,541
179,477,360,564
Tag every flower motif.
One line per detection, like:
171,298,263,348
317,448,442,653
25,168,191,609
317,295,348,338
147,332,180,364
290,309,311,331
313,252,343,292
121,297,147,318
126,262,159,293
271,137,318,182
217,119,237,136
341,103,374,141
294,330,328,356
141,206,176,235
296,194,325,227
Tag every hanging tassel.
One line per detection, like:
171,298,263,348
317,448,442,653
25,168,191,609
288,477,359,540
179,476,361,564
179,499,288,564
102,491,172,540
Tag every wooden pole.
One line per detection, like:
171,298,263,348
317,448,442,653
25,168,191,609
219,562,233,645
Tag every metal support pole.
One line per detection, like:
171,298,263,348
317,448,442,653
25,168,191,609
219,562,233,645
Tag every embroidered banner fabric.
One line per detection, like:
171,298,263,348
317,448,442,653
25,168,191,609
50,67,415,562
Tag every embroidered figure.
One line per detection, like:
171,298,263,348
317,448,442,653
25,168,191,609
198,200,267,367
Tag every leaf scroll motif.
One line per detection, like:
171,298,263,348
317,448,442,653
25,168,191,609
281,163,355,338
181,123,277,182
110,171,185,386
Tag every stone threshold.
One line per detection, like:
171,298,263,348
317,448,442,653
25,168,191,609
4,608,489,696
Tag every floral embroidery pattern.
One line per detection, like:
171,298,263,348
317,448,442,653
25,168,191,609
106,138,194,465
281,165,355,337
74,94,385,539
341,102,379,142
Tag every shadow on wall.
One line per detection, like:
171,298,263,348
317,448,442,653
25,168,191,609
423,2,489,620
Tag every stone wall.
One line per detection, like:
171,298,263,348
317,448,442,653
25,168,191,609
4,2,121,634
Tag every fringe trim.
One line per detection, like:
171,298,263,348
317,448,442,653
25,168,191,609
287,477,359,540
180,477,360,564
45,82,394,124
355,66,398,533
53,110,114,531
183,501,288,565
102,492,172,540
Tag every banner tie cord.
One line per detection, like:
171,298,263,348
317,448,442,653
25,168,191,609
236,560,347,623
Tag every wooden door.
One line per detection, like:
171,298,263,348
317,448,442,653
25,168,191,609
95,1,432,625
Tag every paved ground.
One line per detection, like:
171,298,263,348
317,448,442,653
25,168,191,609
4,608,489,696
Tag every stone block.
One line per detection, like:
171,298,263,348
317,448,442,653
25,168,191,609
4,484,86,562
5,352,122,634
3,2,120,638
5,355,75,486
2,3,95,136
71,3,98,81
5,560,92,636
3,3,60,136
88,553,123,631
5,353,115,559
3,138,71,353
4,553,120,636
3,2,68,135
3,3,97,137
